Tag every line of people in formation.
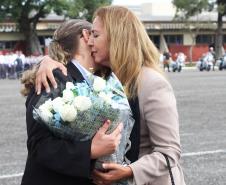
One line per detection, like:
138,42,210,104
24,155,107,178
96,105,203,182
0,50,43,79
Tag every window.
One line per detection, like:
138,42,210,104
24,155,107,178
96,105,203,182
0,41,17,50
196,35,215,44
0,42,5,49
149,35,160,49
164,35,183,45
223,35,226,44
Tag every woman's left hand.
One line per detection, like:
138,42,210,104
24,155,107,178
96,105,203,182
92,163,133,185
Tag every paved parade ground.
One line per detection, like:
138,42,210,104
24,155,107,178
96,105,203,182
0,69,226,185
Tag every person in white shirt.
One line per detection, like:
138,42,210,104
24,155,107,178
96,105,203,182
0,51,6,79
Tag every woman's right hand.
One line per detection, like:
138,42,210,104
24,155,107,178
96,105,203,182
91,121,123,159
35,56,67,95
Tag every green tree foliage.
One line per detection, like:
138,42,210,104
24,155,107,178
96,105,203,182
0,0,112,55
67,0,112,22
173,0,209,19
173,0,226,58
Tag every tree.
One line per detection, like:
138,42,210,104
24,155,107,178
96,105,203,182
0,0,112,55
173,0,226,59
67,0,112,22
215,0,226,58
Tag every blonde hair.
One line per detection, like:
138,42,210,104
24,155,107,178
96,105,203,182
94,6,163,98
21,20,92,96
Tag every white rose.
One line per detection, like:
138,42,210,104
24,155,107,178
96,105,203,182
66,82,74,90
62,89,74,103
98,92,112,104
93,77,106,92
73,96,92,111
39,99,53,112
39,109,53,123
52,97,65,112
38,100,53,122
59,104,77,122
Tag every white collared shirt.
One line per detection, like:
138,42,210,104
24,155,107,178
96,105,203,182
71,59,92,84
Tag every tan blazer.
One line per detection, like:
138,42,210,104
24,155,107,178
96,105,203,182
129,67,186,185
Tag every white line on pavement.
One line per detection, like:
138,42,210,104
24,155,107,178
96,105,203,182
1,149,226,179
0,173,23,179
180,133,194,136
182,149,226,157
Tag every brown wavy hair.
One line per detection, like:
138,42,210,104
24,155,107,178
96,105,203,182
21,19,92,96
94,6,163,98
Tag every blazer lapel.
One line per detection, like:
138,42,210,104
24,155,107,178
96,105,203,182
126,97,140,163
67,62,85,83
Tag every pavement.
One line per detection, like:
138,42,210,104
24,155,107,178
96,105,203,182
168,70,226,185
0,69,226,185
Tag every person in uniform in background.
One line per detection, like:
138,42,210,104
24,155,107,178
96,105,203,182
163,51,171,72
0,51,6,79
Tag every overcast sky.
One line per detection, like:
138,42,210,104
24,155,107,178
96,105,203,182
113,0,172,5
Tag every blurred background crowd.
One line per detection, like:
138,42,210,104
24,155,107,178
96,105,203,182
0,50,43,79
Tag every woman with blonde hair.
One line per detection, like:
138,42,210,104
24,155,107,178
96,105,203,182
20,19,122,185
35,5,186,185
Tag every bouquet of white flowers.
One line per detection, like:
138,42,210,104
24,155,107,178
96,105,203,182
33,72,134,184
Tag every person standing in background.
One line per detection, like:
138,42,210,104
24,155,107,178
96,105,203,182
0,51,6,79
163,51,171,72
